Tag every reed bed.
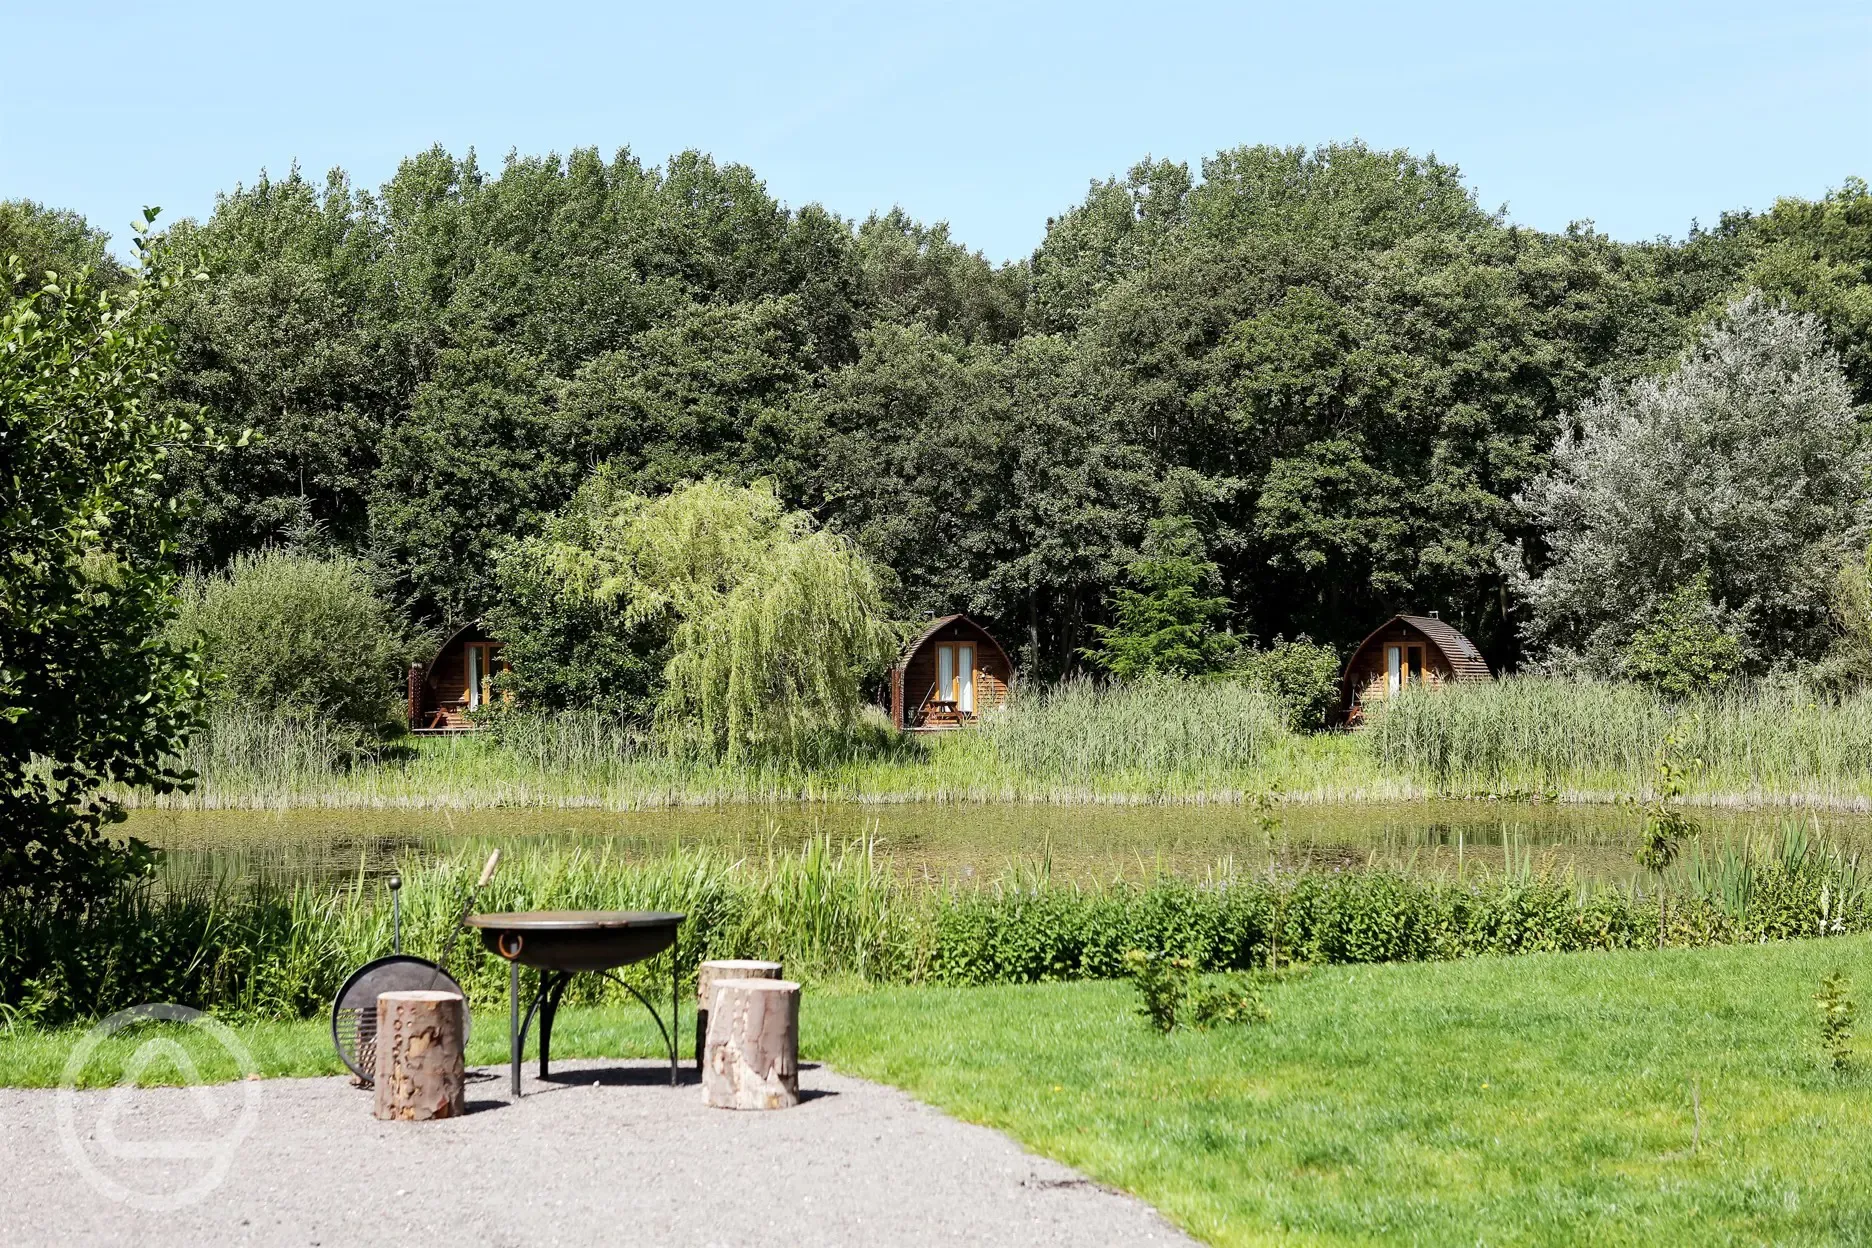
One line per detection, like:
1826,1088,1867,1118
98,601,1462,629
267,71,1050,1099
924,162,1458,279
974,676,1285,780
1366,677,1872,803
6,828,1868,1028
128,675,1872,812
123,677,1314,810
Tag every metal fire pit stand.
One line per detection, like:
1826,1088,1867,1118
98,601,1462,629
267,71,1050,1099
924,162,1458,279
466,911,685,1099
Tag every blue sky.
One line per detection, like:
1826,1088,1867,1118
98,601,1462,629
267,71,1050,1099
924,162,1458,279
4,0,1869,262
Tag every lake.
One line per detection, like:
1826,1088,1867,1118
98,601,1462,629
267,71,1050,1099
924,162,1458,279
125,799,1872,889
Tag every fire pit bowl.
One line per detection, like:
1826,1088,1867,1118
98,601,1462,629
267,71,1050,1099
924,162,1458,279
466,910,681,972
465,910,686,1097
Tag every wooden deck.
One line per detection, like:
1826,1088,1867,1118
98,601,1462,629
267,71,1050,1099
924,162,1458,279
411,705,483,734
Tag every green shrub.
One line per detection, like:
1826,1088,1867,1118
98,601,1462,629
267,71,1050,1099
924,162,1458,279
1125,949,1192,1032
1228,636,1342,730
1634,748,1700,945
171,550,417,739
1621,575,1745,697
1817,557,1872,692
1188,973,1271,1029
1123,949,1267,1033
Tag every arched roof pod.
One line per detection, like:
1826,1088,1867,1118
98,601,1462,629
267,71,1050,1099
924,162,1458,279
1340,612,1490,721
889,614,1015,731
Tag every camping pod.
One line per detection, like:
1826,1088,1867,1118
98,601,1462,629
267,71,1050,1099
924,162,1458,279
408,622,507,733
1341,613,1489,723
889,614,1015,731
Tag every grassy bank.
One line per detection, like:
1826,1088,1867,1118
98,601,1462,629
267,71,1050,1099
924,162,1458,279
5,827,1867,1027
10,938,1871,1244
111,676,1872,812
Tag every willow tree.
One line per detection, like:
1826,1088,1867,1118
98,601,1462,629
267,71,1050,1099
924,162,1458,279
514,476,901,762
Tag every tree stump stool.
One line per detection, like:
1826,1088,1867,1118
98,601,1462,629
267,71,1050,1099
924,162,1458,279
372,990,466,1121
694,959,783,1071
701,979,800,1110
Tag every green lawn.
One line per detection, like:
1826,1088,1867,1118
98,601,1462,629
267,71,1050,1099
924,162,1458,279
812,942,1872,1247
7,939,1872,1245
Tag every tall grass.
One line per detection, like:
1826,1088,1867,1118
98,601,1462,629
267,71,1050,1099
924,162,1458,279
1367,677,1872,803
157,706,908,809
0,839,925,1027
173,706,382,795
140,675,1872,811
6,830,1868,1027
125,676,1307,809
976,676,1286,780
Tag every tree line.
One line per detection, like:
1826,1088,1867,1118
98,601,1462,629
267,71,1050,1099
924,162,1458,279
6,143,1871,685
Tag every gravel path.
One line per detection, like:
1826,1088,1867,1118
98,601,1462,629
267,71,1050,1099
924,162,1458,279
0,1060,1193,1246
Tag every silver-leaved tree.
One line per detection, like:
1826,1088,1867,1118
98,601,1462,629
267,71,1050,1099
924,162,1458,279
1507,293,1868,683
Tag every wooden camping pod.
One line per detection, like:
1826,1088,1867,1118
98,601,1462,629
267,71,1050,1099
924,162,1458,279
407,621,507,733
888,614,1015,731
1341,613,1489,722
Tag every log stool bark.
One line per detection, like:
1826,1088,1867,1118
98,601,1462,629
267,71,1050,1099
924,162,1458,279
373,990,466,1121
694,959,782,1071
701,978,800,1110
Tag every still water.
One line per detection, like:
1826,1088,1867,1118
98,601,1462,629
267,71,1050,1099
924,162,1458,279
125,801,1872,889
